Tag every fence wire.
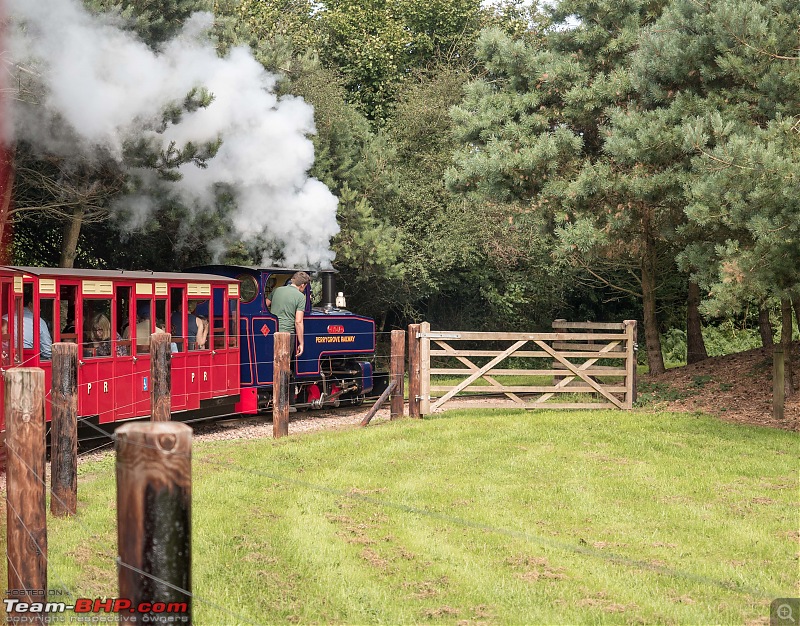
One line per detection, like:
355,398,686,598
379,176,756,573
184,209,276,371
0,327,774,624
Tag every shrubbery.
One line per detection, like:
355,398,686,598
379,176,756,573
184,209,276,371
661,319,799,367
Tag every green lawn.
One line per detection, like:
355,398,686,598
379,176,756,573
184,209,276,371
15,409,799,624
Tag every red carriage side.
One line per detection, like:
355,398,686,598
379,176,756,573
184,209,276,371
0,267,248,457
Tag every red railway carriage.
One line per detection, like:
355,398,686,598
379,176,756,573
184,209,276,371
0,266,248,454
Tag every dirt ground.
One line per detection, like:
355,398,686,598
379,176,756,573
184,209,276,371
638,341,800,432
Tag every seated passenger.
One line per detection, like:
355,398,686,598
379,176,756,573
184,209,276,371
156,320,179,353
26,296,53,359
123,303,154,353
193,302,209,350
86,313,113,357
1,318,9,362
171,303,207,351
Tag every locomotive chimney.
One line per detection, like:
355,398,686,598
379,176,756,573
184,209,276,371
319,269,338,310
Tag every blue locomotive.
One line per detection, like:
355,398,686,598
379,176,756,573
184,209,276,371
192,265,386,413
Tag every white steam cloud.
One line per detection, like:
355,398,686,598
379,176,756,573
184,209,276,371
7,0,339,267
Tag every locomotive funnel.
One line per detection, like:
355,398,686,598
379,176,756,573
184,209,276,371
319,269,338,310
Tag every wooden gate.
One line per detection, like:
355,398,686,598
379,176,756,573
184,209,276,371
412,320,637,414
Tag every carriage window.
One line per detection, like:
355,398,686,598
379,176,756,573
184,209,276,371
170,287,185,352
83,299,113,359
212,288,226,350
154,298,176,353
41,298,55,352
14,296,22,363
228,297,238,348
59,285,78,343
115,286,131,356
155,299,167,333
188,299,209,351
125,299,154,354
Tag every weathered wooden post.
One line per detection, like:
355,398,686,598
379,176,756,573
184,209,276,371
150,332,172,422
773,345,785,420
390,329,405,419
419,322,431,415
116,422,192,624
5,368,47,616
51,343,78,517
624,320,638,409
273,331,291,438
360,381,396,427
408,324,421,418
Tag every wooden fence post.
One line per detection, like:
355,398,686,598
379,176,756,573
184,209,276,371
419,322,431,415
773,345,785,420
408,324,421,418
5,368,47,617
360,381,397,427
390,329,405,419
274,331,291,438
624,320,638,409
51,343,78,517
150,332,172,422
632,321,639,405
116,422,192,623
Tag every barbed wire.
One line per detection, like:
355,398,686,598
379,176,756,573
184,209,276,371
1,405,777,626
31,414,778,601
5,470,76,608
3,420,285,625
5,550,47,626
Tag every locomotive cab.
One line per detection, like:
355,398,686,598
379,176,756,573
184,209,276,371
189,265,383,412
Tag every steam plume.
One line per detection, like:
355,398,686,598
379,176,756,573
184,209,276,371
7,0,339,267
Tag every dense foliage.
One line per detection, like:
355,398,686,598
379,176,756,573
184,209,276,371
10,0,799,367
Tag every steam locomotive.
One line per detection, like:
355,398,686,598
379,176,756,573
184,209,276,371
0,264,385,449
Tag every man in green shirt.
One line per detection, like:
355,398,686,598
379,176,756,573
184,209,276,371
268,271,310,356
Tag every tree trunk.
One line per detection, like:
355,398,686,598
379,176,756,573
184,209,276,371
793,296,800,333
780,299,794,397
60,205,84,268
686,281,708,364
641,209,665,375
759,307,774,348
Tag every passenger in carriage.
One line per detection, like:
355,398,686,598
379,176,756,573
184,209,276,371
24,294,52,359
3,295,54,359
170,301,208,351
86,312,125,357
155,318,179,353
86,313,112,356
123,302,155,353
1,318,9,361
193,302,209,350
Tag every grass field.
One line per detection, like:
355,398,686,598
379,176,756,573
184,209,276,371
5,408,798,624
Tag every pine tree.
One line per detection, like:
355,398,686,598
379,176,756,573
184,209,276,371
448,0,679,372
630,0,799,384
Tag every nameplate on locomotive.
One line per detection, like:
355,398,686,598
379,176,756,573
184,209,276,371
315,335,356,344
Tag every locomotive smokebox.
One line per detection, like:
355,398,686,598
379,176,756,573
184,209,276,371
319,269,338,310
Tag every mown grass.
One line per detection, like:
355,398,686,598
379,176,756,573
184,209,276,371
23,410,800,624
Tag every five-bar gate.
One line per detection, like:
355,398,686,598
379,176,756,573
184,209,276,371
413,320,637,414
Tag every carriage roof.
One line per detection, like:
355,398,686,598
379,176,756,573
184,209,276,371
1,266,238,283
